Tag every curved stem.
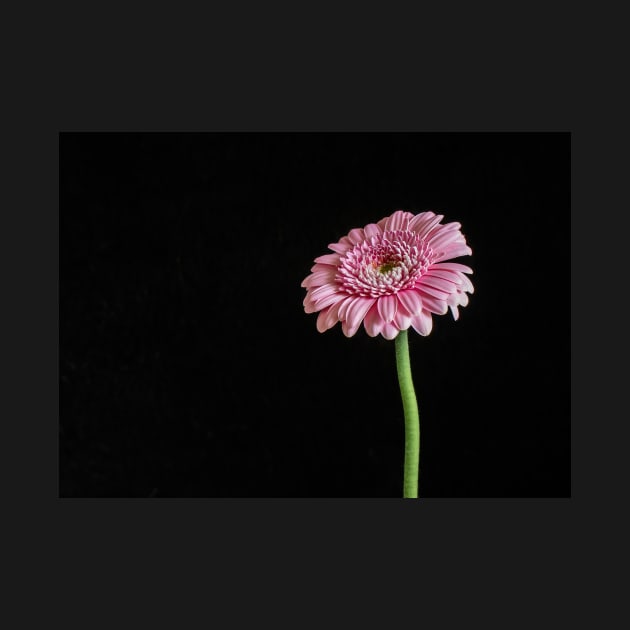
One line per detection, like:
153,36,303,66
395,330,420,498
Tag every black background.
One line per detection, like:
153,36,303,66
59,132,570,497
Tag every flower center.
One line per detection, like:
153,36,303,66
337,229,434,297
378,260,399,274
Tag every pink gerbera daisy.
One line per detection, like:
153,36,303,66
302,209,474,339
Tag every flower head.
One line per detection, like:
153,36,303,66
301,210,474,339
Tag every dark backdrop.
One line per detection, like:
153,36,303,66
59,132,570,497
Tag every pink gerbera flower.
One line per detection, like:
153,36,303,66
302,209,474,339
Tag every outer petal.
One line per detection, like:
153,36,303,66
427,265,474,294
303,294,318,313
323,299,344,330
418,275,458,295
417,291,448,315
300,269,337,288
347,228,366,244
338,295,358,320
316,307,332,332
410,213,444,238
384,210,414,231
415,281,450,300
309,284,339,303
397,289,423,316
446,292,460,321
363,223,382,240
328,241,352,254
310,262,338,273
430,262,473,275
394,306,412,330
424,221,461,242
410,310,433,336
381,322,400,340
363,302,385,337
310,291,344,311
459,275,474,294
408,211,435,231
427,227,465,251
313,253,341,266
433,243,473,262
376,215,389,230
377,294,397,322
344,297,376,336
423,269,464,286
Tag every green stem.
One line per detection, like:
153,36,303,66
395,330,420,498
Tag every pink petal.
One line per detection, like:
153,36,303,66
408,211,435,231
423,269,464,285
440,220,461,231
377,294,398,322
415,280,450,300
447,292,460,307
328,242,352,254
300,269,337,288
347,228,365,244
459,275,474,293
363,223,382,240
450,305,460,320
418,275,458,295
344,297,376,336
384,210,413,231
323,299,344,330
427,228,464,251
417,291,448,314
394,308,412,330
309,284,339,303
312,292,345,311
424,221,461,242
303,295,318,313
310,262,337,273
338,295,358,320
410,310,433,336
430,262,473,275
381,322,400,340
316,307,332,333
363,302,385,337
397,289,423,316
410,213,444,238
433,243,472,262
313,253,341,266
